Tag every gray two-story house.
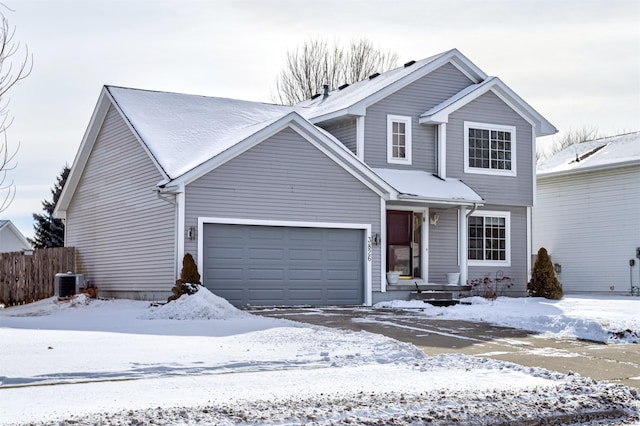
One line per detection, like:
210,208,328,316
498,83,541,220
54,49,556,305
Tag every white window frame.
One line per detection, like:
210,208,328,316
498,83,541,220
464,121,516,176
387,115,412,165
467,210,511,267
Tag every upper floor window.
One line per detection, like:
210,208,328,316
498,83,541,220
464,122,516,176
468,210,511,266
387,115,412,165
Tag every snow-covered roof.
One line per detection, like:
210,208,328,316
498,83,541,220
373,168,483,204
296,49,486,122
537,131,640,177
107,86,293,179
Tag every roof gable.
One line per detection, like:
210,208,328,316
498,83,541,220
420,77,557,136
537,131,640,177
107,86,294,180
0,220,32,251
296,49,486,123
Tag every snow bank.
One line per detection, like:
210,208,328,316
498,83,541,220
140,286,251,320
375,295,640,343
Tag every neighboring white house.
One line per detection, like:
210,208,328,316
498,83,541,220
0,220,32,253
533,131,640,295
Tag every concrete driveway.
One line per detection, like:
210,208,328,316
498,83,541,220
249,306,640,390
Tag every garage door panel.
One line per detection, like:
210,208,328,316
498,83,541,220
209,247,244,260
289,248,323,261
208,267,244,280
249,248,285,260
249,268,284,280
203,224,364,306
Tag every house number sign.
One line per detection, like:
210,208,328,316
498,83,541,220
367,236,373,261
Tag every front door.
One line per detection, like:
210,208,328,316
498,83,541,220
387,210,422,278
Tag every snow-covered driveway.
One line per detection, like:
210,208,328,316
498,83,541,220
1,291,639,425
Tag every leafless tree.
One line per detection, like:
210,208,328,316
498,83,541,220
537,125,600,161
0,5,32,213
272,37,398,105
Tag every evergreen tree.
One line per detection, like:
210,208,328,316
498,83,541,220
528,247,563,299
29,165,70,248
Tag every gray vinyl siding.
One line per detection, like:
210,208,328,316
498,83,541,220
533,166,640,294
65,105,176,298
467,206,529,297
319,118,358,155
428,208,459,283
428,206,529,296
184,127,383,291
364,63,474,171
447,91,534,206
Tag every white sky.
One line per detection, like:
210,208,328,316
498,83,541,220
1,0,639,239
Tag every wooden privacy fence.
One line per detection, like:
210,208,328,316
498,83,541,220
0,247,76,307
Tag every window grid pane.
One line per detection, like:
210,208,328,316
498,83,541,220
469,127,512,171
468,215,506,262
392,121,406,159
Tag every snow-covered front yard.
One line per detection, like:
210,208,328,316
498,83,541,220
1,290,639,425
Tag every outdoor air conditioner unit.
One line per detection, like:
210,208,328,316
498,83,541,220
54,272,85,298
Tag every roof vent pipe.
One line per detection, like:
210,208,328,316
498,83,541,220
322,84,329,100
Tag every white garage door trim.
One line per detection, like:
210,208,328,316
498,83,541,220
198,217,373,305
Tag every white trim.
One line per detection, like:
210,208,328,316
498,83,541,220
386,115,412,165
356,116,365,161
176,183,186,280
422,207,429,283
198,217,373,306
467,210,512,267
532,130,537,206
464,121,517,177
526,206,532,282
437,123,447,178
380,198,387,292
458,206,468,285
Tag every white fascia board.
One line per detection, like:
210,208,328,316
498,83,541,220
54,88,111,218
395,194,484,206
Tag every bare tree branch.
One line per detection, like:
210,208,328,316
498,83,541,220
0,6,32,213
537,125,600,161
272,37,398,105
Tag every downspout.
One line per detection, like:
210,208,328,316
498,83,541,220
459,202,479,286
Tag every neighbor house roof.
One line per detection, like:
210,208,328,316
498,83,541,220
0,220,32,251
537,131,640,178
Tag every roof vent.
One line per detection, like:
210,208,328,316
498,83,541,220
368,72,380,80
322,83,329,100
310,93,321,100
570,144,607,164
404,60,416,67
338,83,350,90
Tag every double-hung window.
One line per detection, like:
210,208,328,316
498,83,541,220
387,115,412,164
468,211,510,266
464,122,516,176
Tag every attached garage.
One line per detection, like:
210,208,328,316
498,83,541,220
201,222,367,306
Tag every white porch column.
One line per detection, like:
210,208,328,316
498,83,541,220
356,116,365,161
437,123,447,178
458,206,468,285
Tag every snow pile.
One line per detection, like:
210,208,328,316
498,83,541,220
1,294,639,424
140,286,251,320
375,295,640,343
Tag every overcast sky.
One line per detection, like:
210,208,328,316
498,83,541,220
2,0,639,239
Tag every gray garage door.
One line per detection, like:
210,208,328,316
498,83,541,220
202,223,364,306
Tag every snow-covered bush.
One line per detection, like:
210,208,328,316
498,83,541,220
528,247,563,299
